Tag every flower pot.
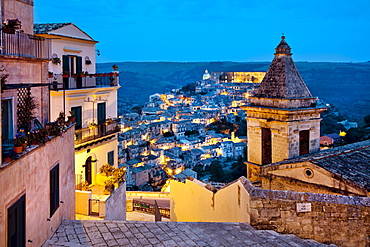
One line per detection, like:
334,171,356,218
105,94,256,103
62,75,69,78
69,116,76,123
14,146,23,154
48,75,53,78
22,143,27,151
3,156,12,162
110,82,115,86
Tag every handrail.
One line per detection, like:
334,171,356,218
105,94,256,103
74,119,120,145
0,30,51,59
132,199,170,218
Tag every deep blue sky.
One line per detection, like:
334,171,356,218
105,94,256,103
34,0,370,63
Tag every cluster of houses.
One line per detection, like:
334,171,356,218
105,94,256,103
119,71,265,190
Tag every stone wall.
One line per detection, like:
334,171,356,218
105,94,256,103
105,182,126,221
240,178,370,247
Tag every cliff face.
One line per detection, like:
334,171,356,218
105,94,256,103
97,61,370,121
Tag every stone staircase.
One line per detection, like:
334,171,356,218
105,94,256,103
43,220,336,246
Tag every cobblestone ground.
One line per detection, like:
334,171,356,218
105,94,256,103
43,220,335,247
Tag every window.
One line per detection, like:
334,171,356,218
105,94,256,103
50,164,60,217
299,130,310,155
261,128,272,165
2,99,13,141
71,106,82,130
108,151,114,166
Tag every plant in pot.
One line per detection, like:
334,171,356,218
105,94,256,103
0,65,9,93
88,122,97,129
48,71,53,78
62,72,70,78
2,18,22,34
52,57,61,65
13,136,23,153
100,163,114,177
104,178,115,195
67,111,76,123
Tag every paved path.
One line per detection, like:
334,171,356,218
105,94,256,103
43,220,333,247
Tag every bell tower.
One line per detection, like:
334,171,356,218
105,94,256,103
242,36,326,182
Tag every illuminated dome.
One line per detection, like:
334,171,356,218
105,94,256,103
202,69,211,80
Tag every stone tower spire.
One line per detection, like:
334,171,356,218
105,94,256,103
254,36,312,100
241,36,326,182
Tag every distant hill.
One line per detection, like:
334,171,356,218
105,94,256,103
97,61,370,121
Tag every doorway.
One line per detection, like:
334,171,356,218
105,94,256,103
8,195,26,247
84,156,92,185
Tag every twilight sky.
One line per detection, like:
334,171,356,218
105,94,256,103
34,0,370,63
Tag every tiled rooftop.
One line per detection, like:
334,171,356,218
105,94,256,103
43,220,331,247
268,139,370,190
34,23,71,34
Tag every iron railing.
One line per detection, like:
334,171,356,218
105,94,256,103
0,30,51,59
133,199,170,218
74,119,120,145
49,73,119,90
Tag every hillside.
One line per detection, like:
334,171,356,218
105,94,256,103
97,61,370,121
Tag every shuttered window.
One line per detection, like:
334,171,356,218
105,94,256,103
50,164,60,217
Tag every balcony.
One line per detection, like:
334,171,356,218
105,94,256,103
0,30,51,59
75,119,120,146
49,73,119,90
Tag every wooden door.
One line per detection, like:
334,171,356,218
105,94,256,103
262,128,272,165
8,195,26,247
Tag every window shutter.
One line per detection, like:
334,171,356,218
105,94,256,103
62,55,69,74
76,56,82,74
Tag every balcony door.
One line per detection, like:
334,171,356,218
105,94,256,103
84,156,92,185
62,55,82,89
8,195,26,247
97,102,106,134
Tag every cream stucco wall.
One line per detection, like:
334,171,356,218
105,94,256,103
49,37,97,75
75,137,118,185
170,179,251,223
50,87,118,126
0,127,75,247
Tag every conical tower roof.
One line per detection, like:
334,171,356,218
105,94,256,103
254,36,312,99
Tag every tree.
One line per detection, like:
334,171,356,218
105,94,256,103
364,114,370,127
209,160,224,182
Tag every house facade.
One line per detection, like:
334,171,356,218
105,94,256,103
34,23,120,188
0,0,75,245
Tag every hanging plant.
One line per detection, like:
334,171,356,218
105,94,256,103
0,65,9,93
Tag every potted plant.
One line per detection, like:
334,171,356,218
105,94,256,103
52,57,61,65
0,65,9,93
112,64,119,71
100,163,114,177
48,71,53,78
13,136,23,154
88,122,97,129
2,18,22,34
67,111,76,123
109,77,115,86
104,178,115,195
62,72,70,78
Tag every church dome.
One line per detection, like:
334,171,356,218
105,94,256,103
202,69,211,80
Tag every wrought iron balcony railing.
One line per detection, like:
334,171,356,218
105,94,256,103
0,30,51,59
74,119,120,146
49,73,119,90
